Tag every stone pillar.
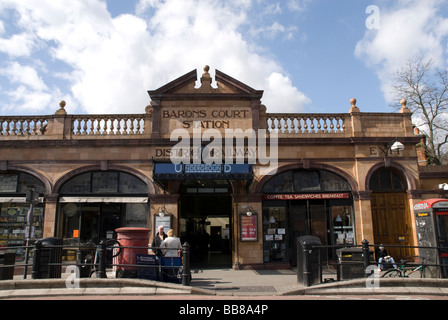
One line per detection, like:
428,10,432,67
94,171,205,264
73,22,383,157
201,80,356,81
233,193,263,269
42,194,59,238
354,191,374,243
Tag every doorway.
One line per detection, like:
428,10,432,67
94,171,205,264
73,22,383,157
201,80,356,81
179,181,232,268
66,203,123,244
371,192,414,260
369,167,414,260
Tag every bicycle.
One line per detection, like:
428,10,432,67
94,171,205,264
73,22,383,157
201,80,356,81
86,239,122,278
381,256,428,278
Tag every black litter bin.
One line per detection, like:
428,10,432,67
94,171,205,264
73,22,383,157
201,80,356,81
336,247,374,280
297,236,322,286
0,251,16,280
38,237,63,279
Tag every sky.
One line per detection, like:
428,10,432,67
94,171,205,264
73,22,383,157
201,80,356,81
0,0,448,116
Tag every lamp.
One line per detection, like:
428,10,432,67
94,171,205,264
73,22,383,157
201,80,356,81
246,206,256,216
380,139,405,156
439,183,448,191
390,141,405,153
158,206,167,217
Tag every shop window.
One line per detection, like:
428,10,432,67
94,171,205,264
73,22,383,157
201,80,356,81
262,170,354,265
59,171,149,255
263,203,288,263
0,172,46,259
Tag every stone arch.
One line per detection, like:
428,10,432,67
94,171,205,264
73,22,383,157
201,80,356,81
254,162,358,194
53,165,155,195
4,165,52,195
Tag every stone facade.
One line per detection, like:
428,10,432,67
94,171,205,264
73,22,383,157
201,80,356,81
0,66,447,269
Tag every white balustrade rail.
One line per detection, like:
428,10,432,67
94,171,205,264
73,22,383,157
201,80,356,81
0,117,49,136
266,113,346,134
70,115,145,135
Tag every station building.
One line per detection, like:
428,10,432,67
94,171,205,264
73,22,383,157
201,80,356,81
0,66,447,269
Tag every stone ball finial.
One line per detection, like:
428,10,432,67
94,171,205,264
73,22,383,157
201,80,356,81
349,98,360,113
203,65,210,73
399,98,411,113
55,100,67,115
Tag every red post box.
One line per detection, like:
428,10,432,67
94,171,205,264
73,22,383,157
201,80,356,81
115,227,150,278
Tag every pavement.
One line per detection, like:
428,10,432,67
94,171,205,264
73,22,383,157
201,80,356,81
1,267,448,299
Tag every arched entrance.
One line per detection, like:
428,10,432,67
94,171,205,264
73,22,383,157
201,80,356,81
369,167,415,260
261,169,354,266
57,170,149,250
179,180,232,268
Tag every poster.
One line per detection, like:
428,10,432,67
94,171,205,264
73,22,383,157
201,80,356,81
240,214,257,241
154,214,172,236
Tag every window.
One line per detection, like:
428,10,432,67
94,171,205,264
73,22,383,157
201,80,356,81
0,172,46,194
0,172,46,259
263,169,351,193
369,168,406,191
60,171,147,195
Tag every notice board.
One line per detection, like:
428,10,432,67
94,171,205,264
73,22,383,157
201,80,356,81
240,214,258,241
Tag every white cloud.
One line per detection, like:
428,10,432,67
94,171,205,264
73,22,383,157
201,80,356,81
287,0,311,12
0,32,35,57
263,72,311,113
355,0,448,103
0,0,310,115
1,62,48,91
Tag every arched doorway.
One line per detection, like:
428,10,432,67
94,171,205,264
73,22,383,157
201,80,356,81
261,169,354,266
369,167,415,260
58,170,149,250
179,180,232,268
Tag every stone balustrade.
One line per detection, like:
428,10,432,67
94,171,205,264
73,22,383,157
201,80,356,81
0,116,49,136
266,113,346,134
0,102,414,140
70,115,146,135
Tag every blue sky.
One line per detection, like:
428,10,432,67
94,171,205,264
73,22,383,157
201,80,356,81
0,0,447,116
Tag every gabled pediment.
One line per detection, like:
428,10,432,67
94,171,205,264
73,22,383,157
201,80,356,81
147,65,263,101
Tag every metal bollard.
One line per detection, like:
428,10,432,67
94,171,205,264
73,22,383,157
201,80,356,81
97,239,107,279
302,242,312,287
182,242,190,286
362,239,370,277
31,240,42,279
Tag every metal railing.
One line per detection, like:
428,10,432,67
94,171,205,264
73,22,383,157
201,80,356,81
0,240,191,286
297,239,448,286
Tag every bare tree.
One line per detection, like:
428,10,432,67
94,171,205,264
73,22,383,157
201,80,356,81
391,58,448,165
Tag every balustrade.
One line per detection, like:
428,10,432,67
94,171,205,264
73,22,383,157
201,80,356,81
266,113,346,134
0,117,48,136
70,115,145,135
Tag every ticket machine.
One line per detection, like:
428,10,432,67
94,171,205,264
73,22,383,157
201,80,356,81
414,199,448,278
